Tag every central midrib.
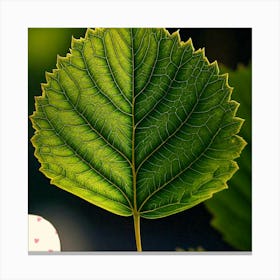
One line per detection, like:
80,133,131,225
130,28,137,215
130,28,142,251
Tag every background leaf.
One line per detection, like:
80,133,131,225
205,64,252,251
29,28,251,251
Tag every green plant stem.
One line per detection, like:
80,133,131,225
133,213,142,251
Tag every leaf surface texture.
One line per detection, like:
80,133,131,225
31,28,246,218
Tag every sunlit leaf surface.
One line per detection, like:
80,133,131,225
31,28,245,219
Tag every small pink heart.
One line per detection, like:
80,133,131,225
37,217,42,222
34,238,39,243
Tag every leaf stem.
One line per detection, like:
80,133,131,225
133,213,142,252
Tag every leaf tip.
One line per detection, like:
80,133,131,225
57,54,72,70
221,72,229,83
44,71,55,88
209,60,219,74
71,35,85,53
185,37,194,51
85,28,94,38
201,47,211,65
172,29,181,42
193,48,205,58
236,134,247,150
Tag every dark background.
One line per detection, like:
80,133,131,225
28,28,251,251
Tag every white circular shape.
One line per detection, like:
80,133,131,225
28,214,61,252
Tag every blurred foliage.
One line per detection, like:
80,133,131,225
205,64,252,251
28,28,86,71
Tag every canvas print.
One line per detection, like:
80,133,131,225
28,28,251,252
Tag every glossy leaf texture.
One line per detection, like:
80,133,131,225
30,28,246,219
205,64,251,250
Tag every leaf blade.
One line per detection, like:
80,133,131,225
30,28,246,219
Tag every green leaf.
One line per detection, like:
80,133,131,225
205,64,251,251
30,28,245,223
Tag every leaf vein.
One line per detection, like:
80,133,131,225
39,103,133,210
138,126,221,212
101,30,132,107
136,64,215,174
52,66,133,167
74,43,132,117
